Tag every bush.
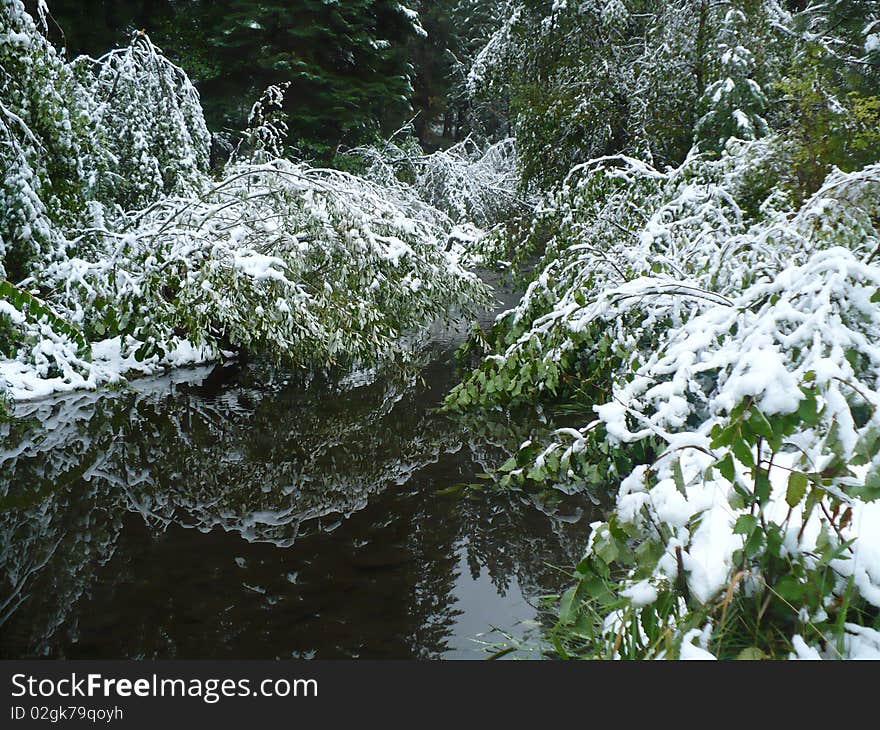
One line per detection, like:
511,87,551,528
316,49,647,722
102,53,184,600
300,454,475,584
448,140,880,658
0,2,491,403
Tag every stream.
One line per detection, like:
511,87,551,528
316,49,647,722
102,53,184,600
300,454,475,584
0,278,598,659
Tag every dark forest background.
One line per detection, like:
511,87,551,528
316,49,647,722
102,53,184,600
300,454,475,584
31,0,500,158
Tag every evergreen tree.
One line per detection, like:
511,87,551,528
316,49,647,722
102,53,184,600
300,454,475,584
466,1,786,186
37,0,427,159
694,9,769,154
407,0,457,146
196,1,423,156
775,1,880,198
799,0,880,91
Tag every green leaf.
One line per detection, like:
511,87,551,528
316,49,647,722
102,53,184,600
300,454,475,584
710,422,737,449
593,530,620,565
736,647,768,660
850,466,880,503
717,453,736,483
526,464,547,482
797,393,819,427
786,471,808,507
744,528,763,557
733,514,758,535
754,470,771,504
774,575,806,602
672,459,687,495
749,409,774,441
853,424,880,465
732,437,754,468
766,523,784,557
498,457,517,473
558,585,579,624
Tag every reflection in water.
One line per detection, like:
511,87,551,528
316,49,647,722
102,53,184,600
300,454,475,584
0,319,597,659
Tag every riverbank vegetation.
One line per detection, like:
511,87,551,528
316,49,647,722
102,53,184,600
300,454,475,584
446,1,880,659
0,0,526,401
3,0,880,659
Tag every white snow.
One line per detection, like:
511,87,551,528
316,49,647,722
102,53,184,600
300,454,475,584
621,580,658,607
1,336,214,403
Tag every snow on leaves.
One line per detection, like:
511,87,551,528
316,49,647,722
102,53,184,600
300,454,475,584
0,1,494,402
448,139,880,658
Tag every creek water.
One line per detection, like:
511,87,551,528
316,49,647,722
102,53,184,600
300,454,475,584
0,278,598,659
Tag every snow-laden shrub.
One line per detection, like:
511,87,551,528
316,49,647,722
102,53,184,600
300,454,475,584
447,144,778,413
448,140,880,658
76,32,211,211
0,4,488,403
350,134,527,230
0,0,94,281
41,158,487,375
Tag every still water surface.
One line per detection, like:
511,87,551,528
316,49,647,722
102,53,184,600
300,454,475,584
0,288,597,659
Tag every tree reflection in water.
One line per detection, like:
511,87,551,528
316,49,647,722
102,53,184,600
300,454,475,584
0,346,599,659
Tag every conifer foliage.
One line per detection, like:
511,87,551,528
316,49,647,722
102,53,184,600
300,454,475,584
694,9,769,153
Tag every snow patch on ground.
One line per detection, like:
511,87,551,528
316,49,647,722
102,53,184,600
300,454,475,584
1,336,214,403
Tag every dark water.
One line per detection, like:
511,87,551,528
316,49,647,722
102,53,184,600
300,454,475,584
0,286,598,659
